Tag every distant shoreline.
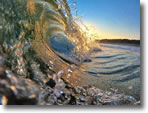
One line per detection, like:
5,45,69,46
96,39,140,46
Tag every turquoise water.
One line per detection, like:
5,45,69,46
81,43,140,99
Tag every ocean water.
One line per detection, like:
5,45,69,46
81,43,140,99
0,0,140,103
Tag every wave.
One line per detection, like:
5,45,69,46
0,0,101,88
27,0,99,64
0,0,140,99
85,64,139,75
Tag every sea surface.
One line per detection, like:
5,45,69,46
81,43,140,99
0,0,141,103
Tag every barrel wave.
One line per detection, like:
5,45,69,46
0,0,140,100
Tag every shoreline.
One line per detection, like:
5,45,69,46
96,39,140,47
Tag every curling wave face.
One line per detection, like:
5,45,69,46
0,0,140,99
27,0,92,65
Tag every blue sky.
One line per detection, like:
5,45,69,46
74,0,140,40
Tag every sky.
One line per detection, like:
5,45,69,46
74,0,140,40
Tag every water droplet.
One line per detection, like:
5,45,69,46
68,69,72,73
67,73,71,78
57,70,64,78
49,61,53,64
